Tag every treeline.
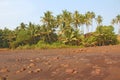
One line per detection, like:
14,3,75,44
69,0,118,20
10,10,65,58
0,10,120,49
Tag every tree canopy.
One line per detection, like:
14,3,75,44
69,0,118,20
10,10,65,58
0,10,119,49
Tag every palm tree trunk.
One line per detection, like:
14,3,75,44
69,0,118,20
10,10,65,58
87,26,89,33
118,23,120,35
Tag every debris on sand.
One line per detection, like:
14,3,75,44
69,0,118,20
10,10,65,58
29,59,35,62
20,67,26,72
61,64,69,68
28,63,36,68
28,68,41,74
15,70,21,74
28,70,33,74
65,69,77,74
53,56,59,60
34,68,41,73
91,68,101,75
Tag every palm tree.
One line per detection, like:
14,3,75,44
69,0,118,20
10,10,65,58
62,10,72,27
112,14,120,34
89,12,95,32
111,19,116,25
96,15,103,26
79,14,85,34
57,10,76,43
20,22,26,30
56,15,62,28
73,10,81,29
58,10,72,35
41,11,56,29
27,22,37,44
84,12,92,33
41,11,57,43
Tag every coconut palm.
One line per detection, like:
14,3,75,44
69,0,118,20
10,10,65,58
84,12,92,33
111,19,116,25
41,11,56,29
112,14,120,34
73,10,81,29
96,15,103,26
20,22,26,30
89,12,95,32
58,10,80,44
41,11,57,43
79,14,85,34
62,10,72,27
58,10,72,35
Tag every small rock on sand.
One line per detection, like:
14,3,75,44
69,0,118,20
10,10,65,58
29,63,36,67
53,57,59,60
16,70,21,74
28,71,33,74
29,59,34,62
91,68,101,75
34,68,41,73
20,67,26,71
61,64,69,68
65,69,76,74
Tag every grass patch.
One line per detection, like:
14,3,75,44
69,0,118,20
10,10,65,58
17,41,83,49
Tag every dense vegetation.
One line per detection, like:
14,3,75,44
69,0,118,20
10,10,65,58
0,10,120,49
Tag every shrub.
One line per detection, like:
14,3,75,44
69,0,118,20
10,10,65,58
95,25,118,46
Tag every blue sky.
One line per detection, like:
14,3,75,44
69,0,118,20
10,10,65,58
0,0,120,32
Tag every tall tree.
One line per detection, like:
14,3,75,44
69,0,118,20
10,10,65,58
73,11,81,29
96,15,103,26
41,11,57,43
84,12,92,33
58,10,72,36
112,14,120,34
89,12,95,32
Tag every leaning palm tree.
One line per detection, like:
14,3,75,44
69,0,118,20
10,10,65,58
96,15,103,26
112,14,120,34
84,12,92,33
79,14,85,34
89,12,95,32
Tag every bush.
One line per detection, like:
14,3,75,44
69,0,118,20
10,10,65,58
95,25,118,46
83,34,97,47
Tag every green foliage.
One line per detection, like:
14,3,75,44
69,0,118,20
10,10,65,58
34,41,69,49
0,29,3,47
0,28,15,48
83,33,97,47
83,25,118,47
0,11,119,49
95,25,118,46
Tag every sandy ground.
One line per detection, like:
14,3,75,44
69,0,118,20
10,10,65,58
0,45,120,80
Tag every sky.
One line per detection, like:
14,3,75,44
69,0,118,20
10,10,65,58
0,0,120,32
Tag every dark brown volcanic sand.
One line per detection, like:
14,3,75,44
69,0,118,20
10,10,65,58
0,45,120,80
